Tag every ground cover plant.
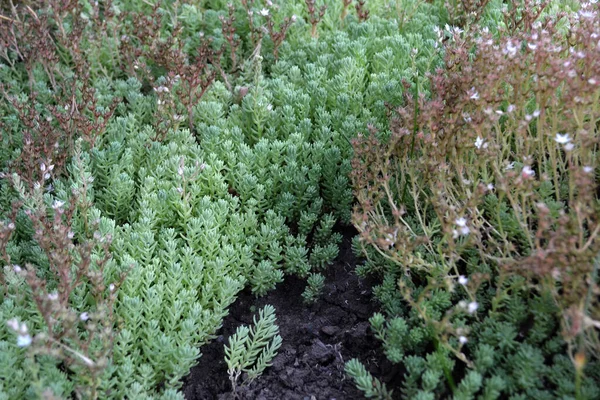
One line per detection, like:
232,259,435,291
0,0,598,399
348,1,600,399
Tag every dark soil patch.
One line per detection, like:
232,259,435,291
182,226,400,399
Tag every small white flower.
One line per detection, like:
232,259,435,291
527,42,537,50
505,41,518,57
454,217,470,236
8,223,15,230
68,231,75,239
109,284,115,292
80,312,89,321
47,292,59,301
564,143,575,151
259,8,269,16
507,104,516,113
589,78,598,85
474,136,485,149
583,166,594,173
13,264,21,273
6,319,19,331
458,275,468,286
487,183,495,191
469,87,479,100
505,162,515,171
554,133,571,144
17,334,32,347
178,167,184,176
44,173,51,181
522,165,535,177
266,104,273,111
533,109,540,117
52,200,65,210
291,15,297,22
40,163,46,172
459,335,468,344
467,301,479,314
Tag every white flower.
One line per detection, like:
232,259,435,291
458,275,468,286
44,173,51,180
487,183,494,191
40,163,46,172
266,104,273,111
291,14,297,22
459,335,468,344
47,292,59,301
583,166,594,173
474,136,485,149
7,319,32,347
589,78,597,85
505,161,515,171
6,318,19,331
8,223,15,230
533,109,540,117
469,87,479,100
109,284,115,292
564,143,575,151
454,217,470,236
522,165,535,177
554,133,571,144
259,8,269,16
467,301,479,314
507,104,516,113
178,167,184,176
505,41,518,57
13,264,21,273
17,334,32,347
52,200,65,210
80,312,89,321
68,231,75,239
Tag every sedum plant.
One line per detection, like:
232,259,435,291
349,1,600,399
301,272,326,304
224,304,282,394
0,0,450,398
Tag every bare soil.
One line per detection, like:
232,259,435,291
182,226,400,400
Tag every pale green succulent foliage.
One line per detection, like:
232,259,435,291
224,305,282,393
0,0,446,398
345,358,393,400
302,272,326,304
